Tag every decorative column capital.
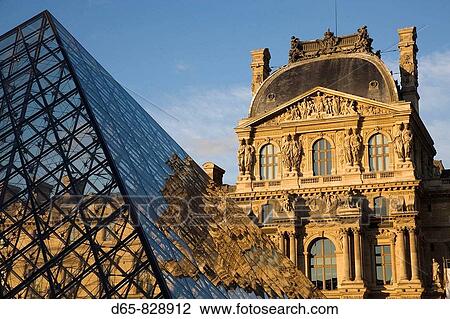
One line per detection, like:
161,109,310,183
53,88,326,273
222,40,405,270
389,231,397,242
395,226,406,233
407,226,416,234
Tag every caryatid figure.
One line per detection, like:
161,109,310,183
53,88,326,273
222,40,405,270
281,134,294,171
244,139,255,175
350,129,362,165
344,128,353,165
393,123,405,161
291,135,302,173
238,139,246,174
403,123,413,160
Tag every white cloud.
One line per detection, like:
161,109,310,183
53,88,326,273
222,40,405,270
418,50,450,167
175,62,190,72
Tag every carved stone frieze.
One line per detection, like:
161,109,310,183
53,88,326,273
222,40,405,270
259,90,392,128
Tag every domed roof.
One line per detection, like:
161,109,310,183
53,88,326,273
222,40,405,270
249,53,399,117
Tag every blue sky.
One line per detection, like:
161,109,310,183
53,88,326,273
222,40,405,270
1,0,450,183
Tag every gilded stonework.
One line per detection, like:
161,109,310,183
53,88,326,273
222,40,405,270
227,26,450,299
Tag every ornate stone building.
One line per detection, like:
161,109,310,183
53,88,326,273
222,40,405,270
223,26,450,298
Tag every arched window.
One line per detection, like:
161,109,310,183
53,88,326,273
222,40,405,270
313,139,332,176
309,238,337,290
374,196,388,216
368,133,390,172
260,144,278,180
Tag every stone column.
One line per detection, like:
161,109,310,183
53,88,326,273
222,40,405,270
279,232,285,256
341,228,350,281
408,227,420,281
396,227,408,281
289,232,297,265
353,228,363,282
390,233,397,283
304,251,310,278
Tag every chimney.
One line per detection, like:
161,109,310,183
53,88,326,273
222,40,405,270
250,48,271,96
202,162,225,186
398,27,419,112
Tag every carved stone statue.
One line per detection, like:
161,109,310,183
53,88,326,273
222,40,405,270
402,123,413,160
291,136,302,172
288,36,304,63
238,139,246,174
343,128,361,166
432,258,442,288
354,25,372,53
344,128,353,165
320,29,338,54
281,134,302,173
281,134,293,171
393,123,405,161
244,139,255,175
281,193,294,213
393,122,413,162
350,129,362,166
313,92,325,113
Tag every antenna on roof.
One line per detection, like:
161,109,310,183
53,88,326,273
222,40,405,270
334,0,338,35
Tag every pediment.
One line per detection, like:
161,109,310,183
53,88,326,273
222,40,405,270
239,87,409,129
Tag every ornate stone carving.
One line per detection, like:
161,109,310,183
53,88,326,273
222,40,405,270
288,36,304,63
319,29,338,54
281,134,302,173
400,53,417,88
238,138,246,174
354,25,373,53
343,128,362,166
393,122,413,162
281,193,294,213
279,91,389,124
238,139,255,176
432,258,442,288
244,139,255,175
259,91,390,128
341,188,361,209
301,192,340,216
403,123,413,160
287,27,375,63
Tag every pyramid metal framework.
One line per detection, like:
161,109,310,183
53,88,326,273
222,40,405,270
0,11,323,299
0,10,225,298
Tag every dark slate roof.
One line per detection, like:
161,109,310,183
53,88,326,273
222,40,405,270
250,55,399,117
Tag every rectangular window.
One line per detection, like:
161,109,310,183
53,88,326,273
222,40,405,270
261,204,273,223
374,245,392,285
374,197,388,216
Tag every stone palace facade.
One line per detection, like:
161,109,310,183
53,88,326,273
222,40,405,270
205,26,450,298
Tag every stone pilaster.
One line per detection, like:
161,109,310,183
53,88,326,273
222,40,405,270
289,232,297,265
353,229,363,282
408,227,420,282
341,228,350,282
279,232,285,256
396,227,408,281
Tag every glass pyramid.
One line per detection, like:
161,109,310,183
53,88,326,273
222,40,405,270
0,11,322,299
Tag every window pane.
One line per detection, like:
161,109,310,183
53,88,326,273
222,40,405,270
309,238,336,291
